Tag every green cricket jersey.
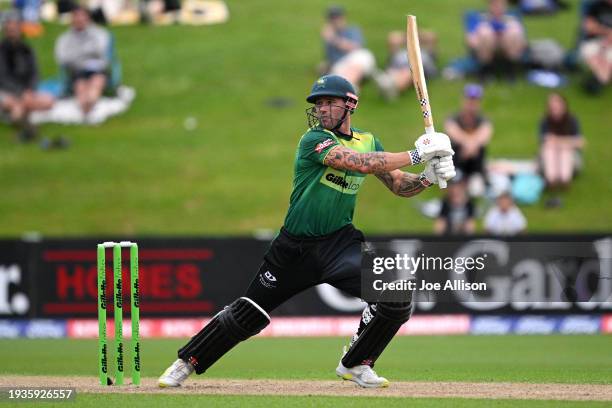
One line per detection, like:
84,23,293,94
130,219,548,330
283,127,384,237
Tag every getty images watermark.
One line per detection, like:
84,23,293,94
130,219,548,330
371,253,488,291
360,239,612,304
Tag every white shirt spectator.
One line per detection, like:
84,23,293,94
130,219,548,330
484,205,526,236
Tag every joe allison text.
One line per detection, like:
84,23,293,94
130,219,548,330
373,279,487,291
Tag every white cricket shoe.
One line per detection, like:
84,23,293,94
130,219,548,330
336,348,389,388
158,358,194,387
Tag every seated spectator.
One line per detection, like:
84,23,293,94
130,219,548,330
580,0,611,94
372,30,438,101
320,5,375,89
539,92,585,191
54,6,111,118
444,84,492,196
0,13,53,141
434,177,476,235
466,0,527,80
484,191,527,235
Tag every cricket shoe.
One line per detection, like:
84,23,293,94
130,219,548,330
336,348,389,388
158,358,194,387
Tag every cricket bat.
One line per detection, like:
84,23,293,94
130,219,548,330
406,15,447,189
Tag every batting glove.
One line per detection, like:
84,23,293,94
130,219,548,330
409,132,454,164
434,155,456,182
419,156,456,187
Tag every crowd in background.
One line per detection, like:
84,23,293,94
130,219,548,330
1,0,608,234
320,0,610,97
1,2,114,146
316,0,604,235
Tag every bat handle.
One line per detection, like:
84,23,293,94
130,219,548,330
424,126,447,189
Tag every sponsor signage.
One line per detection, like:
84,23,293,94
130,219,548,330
0,240,30,317
0,236,610,318
0,315,606,338
34,238,267,318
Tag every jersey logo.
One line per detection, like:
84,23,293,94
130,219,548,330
326,173,353,189
320,168,365,195
315,138,335,154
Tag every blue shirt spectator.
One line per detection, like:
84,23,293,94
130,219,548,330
320,6,376,89
325,26,364,65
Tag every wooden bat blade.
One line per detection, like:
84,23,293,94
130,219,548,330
406,15,433,131
406,15,447,188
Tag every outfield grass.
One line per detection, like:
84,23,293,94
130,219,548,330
11,394,612,408
1,336,611,384
0,0,610,236
2,336,610,407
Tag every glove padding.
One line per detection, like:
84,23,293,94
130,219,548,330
421,155,456,185
414,132,454,163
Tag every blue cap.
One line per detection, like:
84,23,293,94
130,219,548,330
464,83,483,99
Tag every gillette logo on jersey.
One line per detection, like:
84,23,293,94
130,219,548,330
326,173,356,189
315,138,336,154
320,168,364,194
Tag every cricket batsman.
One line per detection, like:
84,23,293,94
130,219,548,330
158,74,455,388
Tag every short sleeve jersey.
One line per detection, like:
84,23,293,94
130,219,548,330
283,127,384,237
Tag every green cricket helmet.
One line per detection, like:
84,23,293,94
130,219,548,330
306,74,359,111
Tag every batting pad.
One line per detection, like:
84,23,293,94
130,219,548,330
178,297,270,374
341,301,413,368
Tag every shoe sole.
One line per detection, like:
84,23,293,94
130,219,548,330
336,371,389,388
158,381,180,388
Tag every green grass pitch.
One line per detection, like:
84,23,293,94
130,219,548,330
1,336,611,406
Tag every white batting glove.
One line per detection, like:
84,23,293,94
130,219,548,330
419,156,456,187
409,132,454,164
434,155,456,182
419,158,439,187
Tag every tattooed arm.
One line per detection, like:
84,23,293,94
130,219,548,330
375,169,428,198
323,146,414,174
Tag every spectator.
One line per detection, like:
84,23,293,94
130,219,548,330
539,92,585,191
434,178,476,235
55,6,111,118
444,84,492,196
320,5,375,89
580,0,611,94
372,30,438,101
484,191,527,235
466,0,527,80
0,13,53,141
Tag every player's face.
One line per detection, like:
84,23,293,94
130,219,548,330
315,96,347,129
